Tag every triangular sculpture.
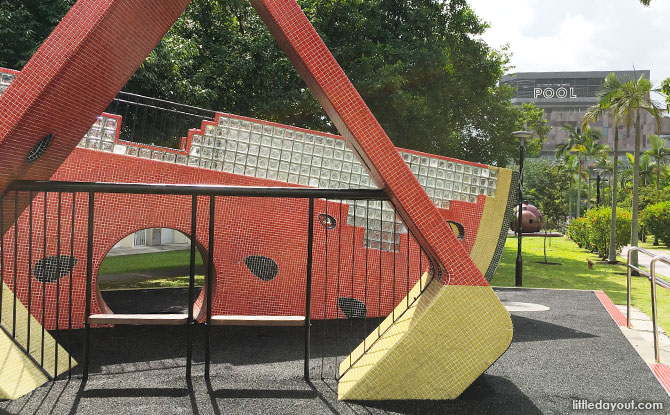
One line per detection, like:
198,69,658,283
0,0,512,400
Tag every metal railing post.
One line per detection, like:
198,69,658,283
627,248,634,328
204,195,215,379
186,195,197,379
83,191,94,382
305,197,314,381
650,256,662,363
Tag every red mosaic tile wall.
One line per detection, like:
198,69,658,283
0,0,498,332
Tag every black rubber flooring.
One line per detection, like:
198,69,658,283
1,287,668,414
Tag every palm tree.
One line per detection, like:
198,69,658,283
579,128,609,211
602,74,661,267
582,72,624,263
645,134,670,189
556,124,587,217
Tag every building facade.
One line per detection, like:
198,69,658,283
501,71,658,158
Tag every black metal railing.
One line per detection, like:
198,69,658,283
105,91,216,150
1,180,440,383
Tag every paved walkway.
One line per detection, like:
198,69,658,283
106,243,190,257
621,245,670,280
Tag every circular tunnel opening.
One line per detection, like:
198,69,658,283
97,228,206,315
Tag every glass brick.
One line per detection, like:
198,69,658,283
102,142,114,152
257,158,269,169
419,166,428,176
226,140,237,151
259,146,270,158
176,154,187,164
278,171,289,182
270,149,281,160
299,176,309,186
320,170,330,179
410,164,419,174
280,151,291,161
205,125,215,136
342,162,352,173
247,156,257,166
288,174,299,184
332,160,342,170
455,163,464,172
248,144,259,156
213,161,222,171
322,158,331,169
428,167,437,177
269,159,279,170
201,147,213,159
289,163,300,174
188,156,199,165
300,165,310,175
427,177,435,188
313,157,322,167
233,164,245,175
200,160,211,169
446,162,454,171
429,158,438,168
223,162,234,172
218,117,229,127
235,153,247,164
324,148,334,159
464,165,472,174
309,178,319,187
293,142,303,153
238,142,248,153
418,176,426,186
352,164,362,174
245,166,256,176
344,152,354,162
279,161,289,172
295,132,305,141
224,151,235,162
250,132,261,144
313,146,324,156
284,130,294,140
267,170,278,180
273,127,285,137
215,138,226,149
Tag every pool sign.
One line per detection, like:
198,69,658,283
534,87,577,99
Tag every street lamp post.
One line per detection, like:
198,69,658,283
513,130,533,288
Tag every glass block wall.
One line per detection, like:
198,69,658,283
1,68,499,252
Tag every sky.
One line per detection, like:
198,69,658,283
467,0,670,94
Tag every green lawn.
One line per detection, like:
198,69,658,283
98,249,203,275
491,236,670,333
99,275,204,291
97,238,670,332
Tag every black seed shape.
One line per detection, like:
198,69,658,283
446,220,466,241
318,213,337,229
27,133,53,163
244,255,278,282
337,297,367,319
33,255,78,283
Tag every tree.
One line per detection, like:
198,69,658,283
610,75,662,267
0,0,75,69
0,0,535,167
555,124,600,218
582,72,625,263
645,134,670,189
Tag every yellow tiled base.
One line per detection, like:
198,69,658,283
0,282,76,400
471,167,512,274
338,276,512,400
